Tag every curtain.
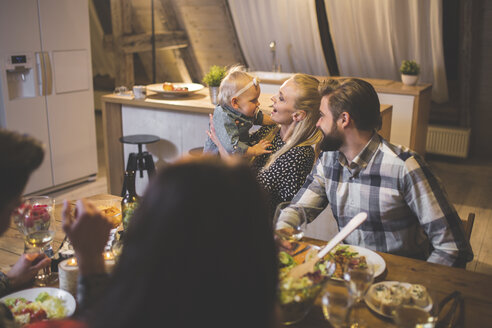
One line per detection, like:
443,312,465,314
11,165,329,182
227,0,329,76
324,0,448,103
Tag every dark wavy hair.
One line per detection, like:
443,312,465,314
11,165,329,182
89,156,278,328
319,78,381,131
0,129,44,214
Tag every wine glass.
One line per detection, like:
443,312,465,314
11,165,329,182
322,281,354,328
393,289,439,328
343,262,374,328
273,202,322,241
11,195,57,286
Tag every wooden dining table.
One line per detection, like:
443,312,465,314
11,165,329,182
1,194,491,327
293,237,492,328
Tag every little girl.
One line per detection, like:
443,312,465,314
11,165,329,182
203,66,274,156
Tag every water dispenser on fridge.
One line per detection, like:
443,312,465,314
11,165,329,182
5,53,36,100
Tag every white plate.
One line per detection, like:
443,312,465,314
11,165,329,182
344,245,386,278
330,244,386,280
0,287,76,317
146,83,204,95
365,281,433,318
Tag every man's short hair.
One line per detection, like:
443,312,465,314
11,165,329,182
318,78,381,131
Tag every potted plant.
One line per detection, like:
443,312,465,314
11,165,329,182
202,65,227,105
399,60,420,86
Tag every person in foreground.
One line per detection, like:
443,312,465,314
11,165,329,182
208,73,322,211
0,129,51,327
276,78,473,267
0,130,51,297
28,156,278,328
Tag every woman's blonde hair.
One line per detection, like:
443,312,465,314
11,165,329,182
263,74,322,169
218,65,255,108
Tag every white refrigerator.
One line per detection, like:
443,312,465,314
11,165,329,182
0,0,98,194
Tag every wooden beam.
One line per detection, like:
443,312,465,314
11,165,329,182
104,32,189,53
158,0,202,82
121,32,188,53
110,0,134,87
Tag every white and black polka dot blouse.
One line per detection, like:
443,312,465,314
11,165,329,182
251,126,315,210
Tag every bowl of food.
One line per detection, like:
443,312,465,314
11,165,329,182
277,247,335,325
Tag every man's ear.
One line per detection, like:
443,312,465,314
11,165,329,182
293,110,307,122
230,97,239,109
339,112,351,128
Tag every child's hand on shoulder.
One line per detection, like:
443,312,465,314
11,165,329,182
246,139,272,156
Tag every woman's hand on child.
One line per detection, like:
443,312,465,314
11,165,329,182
246,139,272,157
206,114,230,158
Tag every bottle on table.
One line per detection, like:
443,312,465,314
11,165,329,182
121,170,139,231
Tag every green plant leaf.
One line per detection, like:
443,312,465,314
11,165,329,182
400,60,420,75
202,65,227,87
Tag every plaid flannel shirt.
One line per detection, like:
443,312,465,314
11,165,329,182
277,133,473,266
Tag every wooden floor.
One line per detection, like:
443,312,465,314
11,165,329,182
427,157,492,275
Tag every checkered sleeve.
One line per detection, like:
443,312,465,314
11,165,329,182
276,155,329,230
401,155,473,266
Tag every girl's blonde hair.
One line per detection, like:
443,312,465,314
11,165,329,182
218,65,255,107
263,74,322,169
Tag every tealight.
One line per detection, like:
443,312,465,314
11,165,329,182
58,257,79,296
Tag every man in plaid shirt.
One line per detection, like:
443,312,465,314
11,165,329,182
276,78,473,267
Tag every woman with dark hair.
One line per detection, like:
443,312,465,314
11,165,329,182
29,156,278,328
0,129,51,327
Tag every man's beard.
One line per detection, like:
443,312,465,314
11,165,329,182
319,127,344,151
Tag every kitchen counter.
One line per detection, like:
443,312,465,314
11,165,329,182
101,89,392,195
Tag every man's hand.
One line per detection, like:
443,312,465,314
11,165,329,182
6,253,50,290
62,199,112,275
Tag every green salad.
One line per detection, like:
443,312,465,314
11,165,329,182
3,291,68,325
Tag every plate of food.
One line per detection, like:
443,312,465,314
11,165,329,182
0,287,76,325
365,281,433,318
326,244,386,280
146,82,204,95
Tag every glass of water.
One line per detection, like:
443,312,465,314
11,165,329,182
343,262,374,327
322,281,354,328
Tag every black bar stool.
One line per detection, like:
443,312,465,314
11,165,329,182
119,134,160,196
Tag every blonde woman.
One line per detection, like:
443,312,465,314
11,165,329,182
208,73,323,211
251,74,322,209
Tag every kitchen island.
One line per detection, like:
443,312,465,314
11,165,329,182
101,89,392,195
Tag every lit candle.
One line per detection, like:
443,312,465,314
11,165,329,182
103,251,116,273
58,257,79,296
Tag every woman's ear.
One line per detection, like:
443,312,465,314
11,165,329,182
293,110,307,122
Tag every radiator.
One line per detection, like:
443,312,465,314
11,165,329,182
426,125,471,158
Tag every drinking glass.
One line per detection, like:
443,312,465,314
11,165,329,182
322,281,354,328
273,202,322,241
343,262,374,327
393,289,439,328
11,195,57,286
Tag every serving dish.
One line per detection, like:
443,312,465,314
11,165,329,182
365,281,433,318
146,82,204,96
